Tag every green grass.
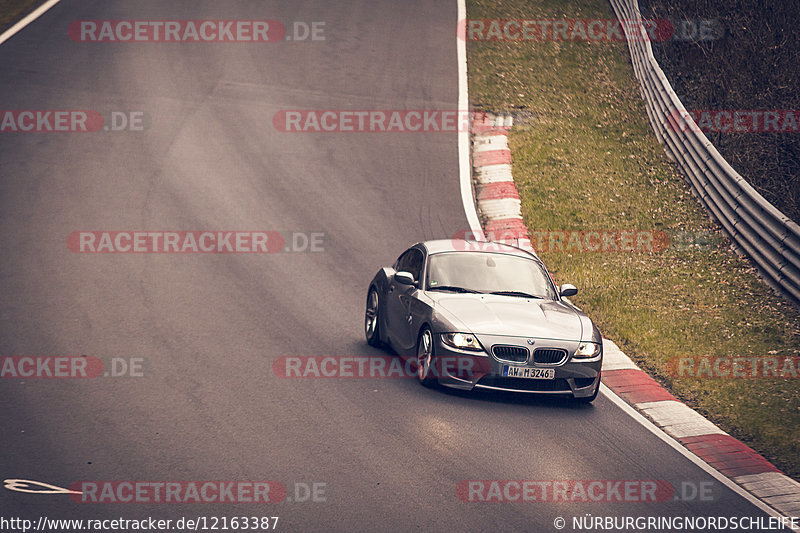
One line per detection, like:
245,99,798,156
468,0,800,478
0,0,44,34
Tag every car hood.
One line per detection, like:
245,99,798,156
431,293,583,341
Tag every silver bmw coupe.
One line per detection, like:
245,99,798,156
365,239,603,403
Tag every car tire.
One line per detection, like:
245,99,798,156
573,372,601,404
365,287,382,347
416,327,438,387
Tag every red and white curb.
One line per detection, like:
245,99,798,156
471,112,531,247
469,112,800,521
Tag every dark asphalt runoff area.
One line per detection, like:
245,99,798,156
0,1,787,531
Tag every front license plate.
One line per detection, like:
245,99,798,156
502,366,555,380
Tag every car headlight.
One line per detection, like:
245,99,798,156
441,333,484,352
574,342,601,358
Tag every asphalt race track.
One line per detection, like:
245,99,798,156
0,1,786,531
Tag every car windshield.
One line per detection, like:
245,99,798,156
426,252,557,299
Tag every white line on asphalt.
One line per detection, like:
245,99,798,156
456,0,483,239
0,0,61,46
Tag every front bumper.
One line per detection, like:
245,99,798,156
433,334,601,398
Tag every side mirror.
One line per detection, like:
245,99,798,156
559,284,578,297
394,271,416,286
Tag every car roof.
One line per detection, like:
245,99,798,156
419,239,541,261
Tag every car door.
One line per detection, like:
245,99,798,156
386,248,424,353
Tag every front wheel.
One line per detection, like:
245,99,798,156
417,327,438,387
365,288,381,347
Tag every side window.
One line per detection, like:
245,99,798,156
395,249,423,282
394,250,412,273
406,250,424,282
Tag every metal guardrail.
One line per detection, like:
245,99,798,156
609,0,800,305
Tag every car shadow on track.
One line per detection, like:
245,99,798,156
433,384,595,410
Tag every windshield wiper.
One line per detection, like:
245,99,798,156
489,290,544,299
428,285,483,294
